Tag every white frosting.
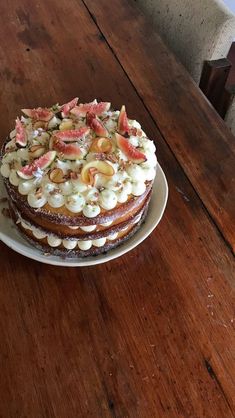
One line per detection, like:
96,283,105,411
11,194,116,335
48,193,66,208
107,232,118,240
85,187,99,202
134,213,142,224
42,182,57,195
65,194,85,213
82,204,100,218
27,191,47,208
59,181,73,195
0,163,10,178
2,151,17,163
21,220,31,230
47,235,62,247
80,225,97,232
104,118,117,132
62,239,77,250
5,139,16,150
141,137,156,153
122,181,132,194
143,167,156,181
32,228,47,239
116,149,128,161
129,119,141,129
71,160,84,172
144,151,157,167
9,171,20,186
48,116,61,129
105,175,122,192
18,179,38,195
126,164,144,181
100,220,113,227
19,214,138,250
71,179,88,193
78,240,92,250
17,148,29,160
92,237,106,247
92,173,109,188
99,190,118,210
131,182,146,196
128,136,139,147
116,190,128,203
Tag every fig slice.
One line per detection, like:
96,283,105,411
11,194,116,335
15,117,27,147
71,101,111,117
17,151,56,179
52,138,83,160
29,144,46,159
49,168,66,183
21,107,54,121
89,137,112,153
54,127,90,142
60,97,78,117
81,160,114,185
115,133,147,163
86,112,108,137
117,105,129,135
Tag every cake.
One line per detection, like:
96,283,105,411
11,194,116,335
0,98,157,257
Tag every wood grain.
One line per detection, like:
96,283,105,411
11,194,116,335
0,1,234,417
83,0,235,253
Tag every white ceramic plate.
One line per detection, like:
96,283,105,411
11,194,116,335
0,164,168,266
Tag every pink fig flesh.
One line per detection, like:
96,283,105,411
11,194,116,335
86,112,108,137
71,101,110,117
15,117,27,147
116,133,147,163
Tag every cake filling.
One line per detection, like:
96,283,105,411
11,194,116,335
19,217,139,250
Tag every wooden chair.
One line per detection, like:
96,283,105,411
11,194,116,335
199,43,235,135
135,0,235,134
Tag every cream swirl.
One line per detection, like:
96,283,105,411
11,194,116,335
131,182,146,196
66,194,85,213
99,190,118,210
126,164,144,181
47,236,62,247
80,225,97,232
78,240,92,250
32,228,47,239
92,237,106,247
18,179,38,195
82,204,101,218
62,239,77,250
27,191,47,208
48,193,66,208
0,163,10,178
9,171,20,186
59,181,73,196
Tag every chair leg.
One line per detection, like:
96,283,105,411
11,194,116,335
216,84,235,119
199,59,231,117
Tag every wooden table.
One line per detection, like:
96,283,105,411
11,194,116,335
0,1,234,417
